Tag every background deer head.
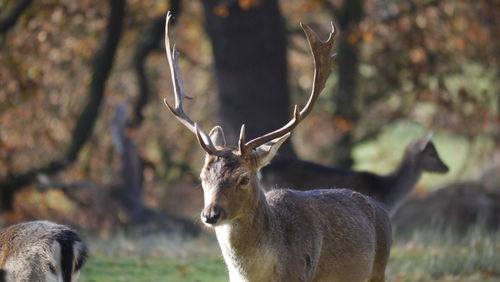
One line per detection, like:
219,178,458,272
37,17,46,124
406,134,449,174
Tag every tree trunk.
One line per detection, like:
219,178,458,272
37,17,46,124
201,0,294,156
330,0,363,168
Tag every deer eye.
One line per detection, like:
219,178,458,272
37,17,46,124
48,263,56,274
239,176,250,186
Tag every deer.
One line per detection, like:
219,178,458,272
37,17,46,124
259,134,449,216
163,12,391,282
0,220,87,282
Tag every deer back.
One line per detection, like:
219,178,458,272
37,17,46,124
259,135,449,215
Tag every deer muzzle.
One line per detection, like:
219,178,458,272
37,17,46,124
201,204,224,225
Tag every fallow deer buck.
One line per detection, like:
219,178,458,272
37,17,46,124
0,221,87,282
164,12,391,282
260,134,449,216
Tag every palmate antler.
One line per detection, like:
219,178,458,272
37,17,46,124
164,11,336,156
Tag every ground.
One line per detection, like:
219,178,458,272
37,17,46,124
80,227,499,282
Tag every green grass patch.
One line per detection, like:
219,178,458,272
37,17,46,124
82,256,225,282
81,228,500,281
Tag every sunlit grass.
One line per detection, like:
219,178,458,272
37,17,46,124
387,228,500,281
82,256,225,282
81,228,499,282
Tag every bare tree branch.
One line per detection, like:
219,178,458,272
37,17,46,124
0,0,126,211
130,0,181,127
67,0,126,161
0,161,66,210
112,103,151,224
0,0,33,34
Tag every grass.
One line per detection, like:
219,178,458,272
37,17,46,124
82,256,224,282
81,228,500,282
387,228,500,281
81,234,225,282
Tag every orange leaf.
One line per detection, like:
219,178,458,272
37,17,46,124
213,5,229,18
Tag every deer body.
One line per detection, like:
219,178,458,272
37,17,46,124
163,12,391,281
260,137,449,215
209,178,391,282
0,221,87,282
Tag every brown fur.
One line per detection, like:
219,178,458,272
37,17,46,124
200,148,392,282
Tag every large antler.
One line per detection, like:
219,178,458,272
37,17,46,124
163,11,216,154
239,23,336,156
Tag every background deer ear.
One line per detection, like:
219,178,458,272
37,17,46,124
254,133,290,168
209,126,226,148
418,132,433,151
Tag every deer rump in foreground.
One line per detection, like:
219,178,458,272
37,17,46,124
260,135,449,215
0,221,87,282
164,12,391,282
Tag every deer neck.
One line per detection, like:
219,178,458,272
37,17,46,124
214,183,277,281
385,155,422,207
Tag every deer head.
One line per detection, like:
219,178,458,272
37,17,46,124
406,133,449,173
163,12,336,226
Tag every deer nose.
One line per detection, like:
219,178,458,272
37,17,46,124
201,205,222,225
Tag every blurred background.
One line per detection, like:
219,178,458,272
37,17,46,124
0,0,499,279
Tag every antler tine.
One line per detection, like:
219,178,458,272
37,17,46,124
163,11,216,154
238,124,246,155
239,106,300,156
241,23,336,155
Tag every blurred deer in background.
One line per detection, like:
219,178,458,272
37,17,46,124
0,221,87,282
164,12,391,282
260,135,449,215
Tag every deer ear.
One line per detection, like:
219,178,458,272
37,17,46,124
418,132,433,151
254,133,290,168
209,126,226,148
